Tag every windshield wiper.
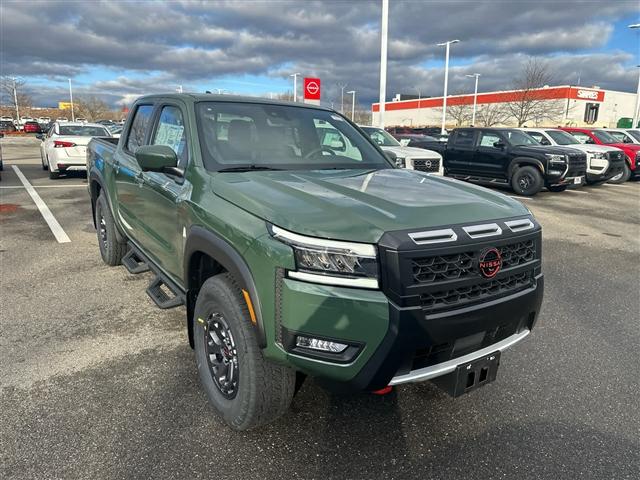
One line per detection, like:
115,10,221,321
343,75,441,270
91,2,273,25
218,165,282,172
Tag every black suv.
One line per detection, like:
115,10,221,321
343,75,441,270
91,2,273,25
442,128,587,196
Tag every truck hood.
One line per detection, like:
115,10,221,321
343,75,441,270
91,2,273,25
559,144,622,154
380,145,442,159
212,169,529,243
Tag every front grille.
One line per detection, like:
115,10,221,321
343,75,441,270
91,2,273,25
412,158,440,173
419,271,535,313
607,151,624,163
567,153,587,177
411,239,535,284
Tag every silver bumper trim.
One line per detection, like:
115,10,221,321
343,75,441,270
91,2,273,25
388,329,531,386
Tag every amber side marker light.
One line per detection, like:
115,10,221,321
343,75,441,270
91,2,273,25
242,289,257,325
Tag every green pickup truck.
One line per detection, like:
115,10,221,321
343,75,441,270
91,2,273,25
87,94,544,430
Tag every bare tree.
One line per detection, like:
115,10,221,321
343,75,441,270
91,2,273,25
434,93,473,127
0,76,33,117
503,58,565,127
274,90,294,101
74,96,111,121
476,103,511,127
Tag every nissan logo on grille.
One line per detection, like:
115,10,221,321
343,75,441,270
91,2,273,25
478,247,502,278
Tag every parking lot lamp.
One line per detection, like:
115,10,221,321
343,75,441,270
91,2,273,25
630,24,640,127
379,0,389,128
12,78,20,123
466,73,480,126
347,90,356,121
290,73,301,102
437,39,460,135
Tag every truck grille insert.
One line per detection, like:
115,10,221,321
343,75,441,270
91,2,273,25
412,158,440,173
411,239,535,284
567,153,587,177
420,271,535,313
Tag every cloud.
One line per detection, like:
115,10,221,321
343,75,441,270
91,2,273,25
1,0,638,107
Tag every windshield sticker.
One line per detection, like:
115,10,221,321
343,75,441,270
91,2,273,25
330,114,345,121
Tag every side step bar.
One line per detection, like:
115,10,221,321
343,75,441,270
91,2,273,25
122,248,150,274
124,242,185,309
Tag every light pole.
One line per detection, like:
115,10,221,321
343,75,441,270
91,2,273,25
290,73,301,102
338,83,347,113
465,73,480,126
378,0,389,128
347,90,356,121
68,78,75,122
437,39,460,135
630,24,640,127
12,78,20,123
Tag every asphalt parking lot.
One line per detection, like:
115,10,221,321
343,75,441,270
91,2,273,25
1,136,639,480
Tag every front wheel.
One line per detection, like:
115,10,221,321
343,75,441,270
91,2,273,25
608,162,631,184
194,274,296,430
547,185,567,192
511,166,543,196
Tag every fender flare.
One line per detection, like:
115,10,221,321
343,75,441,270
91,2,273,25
508,157,545,180
184,226,267,348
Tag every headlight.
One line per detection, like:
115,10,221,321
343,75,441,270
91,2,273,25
395,157,406,168
545,154,566,164
269,225,379,289
588,151,606,160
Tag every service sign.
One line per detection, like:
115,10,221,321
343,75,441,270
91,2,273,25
303,77,321,101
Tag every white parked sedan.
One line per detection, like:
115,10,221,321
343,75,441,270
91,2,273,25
39,122,111,179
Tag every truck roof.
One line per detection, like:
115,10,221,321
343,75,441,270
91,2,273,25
134,93,333,111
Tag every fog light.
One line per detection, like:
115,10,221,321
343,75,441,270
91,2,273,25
296,336,348,353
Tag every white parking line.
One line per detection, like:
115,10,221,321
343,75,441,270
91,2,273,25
565,189,589,194
0,185,86,189
600,183,627,188
11,165,71,243
509,196,535,201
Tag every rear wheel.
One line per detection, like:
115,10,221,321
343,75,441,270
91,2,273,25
95,192,126,266
511,166,543,196
547,185,567,192
194,274,296,430
608,161,631,184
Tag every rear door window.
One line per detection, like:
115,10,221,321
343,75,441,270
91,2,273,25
152,106,188,168
452,130,475,147
126,105,154,153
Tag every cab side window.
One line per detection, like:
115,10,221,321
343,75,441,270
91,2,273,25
126,105,154,153
479,132,501,148
528,132,549,145
152,106,188,168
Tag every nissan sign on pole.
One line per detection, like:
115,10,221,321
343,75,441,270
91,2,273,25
303,77,321,105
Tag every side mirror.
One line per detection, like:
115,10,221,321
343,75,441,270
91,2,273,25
493,141,506,148
36,134,44,140
135,145,178,172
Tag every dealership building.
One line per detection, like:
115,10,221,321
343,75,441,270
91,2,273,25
371,85,638,128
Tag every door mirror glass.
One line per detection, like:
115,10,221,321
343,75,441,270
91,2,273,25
35,134,44,141
385,150,397,163
135,145,178,172
493,140,506,148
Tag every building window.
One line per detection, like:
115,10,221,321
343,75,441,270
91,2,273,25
584,103,599,124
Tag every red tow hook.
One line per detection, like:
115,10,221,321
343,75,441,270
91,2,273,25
371,385,393,395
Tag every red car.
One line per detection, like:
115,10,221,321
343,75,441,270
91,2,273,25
561,127,640,183
23,121,41,134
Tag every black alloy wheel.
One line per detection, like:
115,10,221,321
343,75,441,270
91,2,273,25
204,312,239,399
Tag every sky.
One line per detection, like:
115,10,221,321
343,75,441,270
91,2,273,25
1,0,639,110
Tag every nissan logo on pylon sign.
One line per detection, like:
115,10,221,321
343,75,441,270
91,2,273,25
304,77,321,101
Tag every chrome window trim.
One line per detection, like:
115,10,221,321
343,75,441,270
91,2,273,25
389,329,530,386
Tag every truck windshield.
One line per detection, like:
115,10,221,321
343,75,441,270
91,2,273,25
500,130,539,146
361,127,401,147
545,130,579,145
196,102,392,171
628,130,640,142
592,130,619,144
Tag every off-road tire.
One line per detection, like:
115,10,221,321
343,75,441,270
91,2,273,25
194,274,296,431
511,166,543,196
41,152,47,170
547,185,567,193
608,161,631,184
95,192,126,266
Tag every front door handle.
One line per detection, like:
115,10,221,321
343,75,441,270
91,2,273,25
135,174,145,186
